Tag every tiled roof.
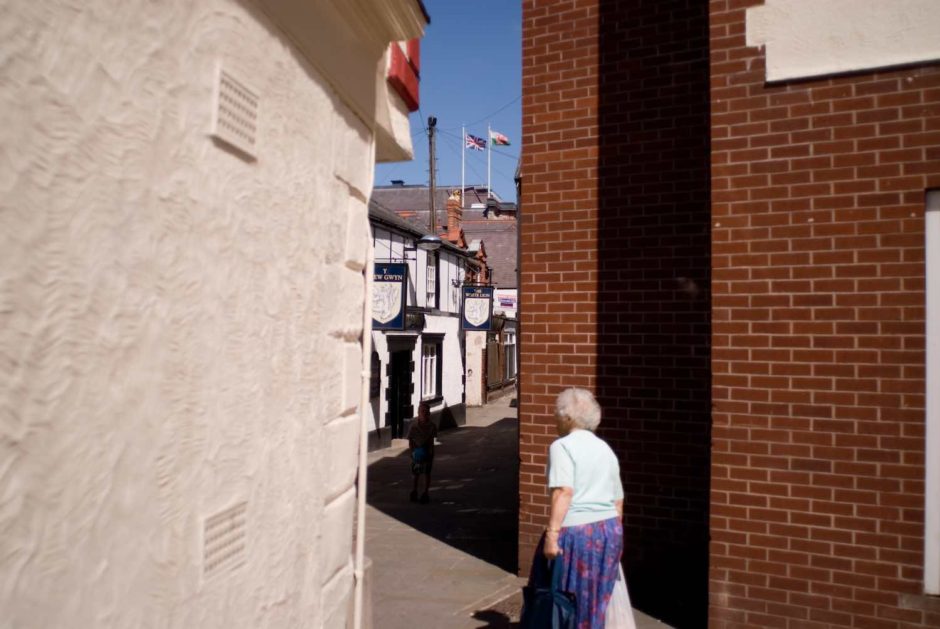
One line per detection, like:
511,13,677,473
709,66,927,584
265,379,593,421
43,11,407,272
368,200,424,236
462,224,517,288
368,201,469,257
372,184,502,209
371,184,518,288
371,185,511,230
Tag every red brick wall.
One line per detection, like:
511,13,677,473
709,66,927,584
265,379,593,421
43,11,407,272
521,1,712,626
519,0,601,568
710,2,940,627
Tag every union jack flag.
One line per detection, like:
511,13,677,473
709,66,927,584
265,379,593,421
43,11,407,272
465,134,486,151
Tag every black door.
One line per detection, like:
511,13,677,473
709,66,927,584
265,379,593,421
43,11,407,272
388,351,413,439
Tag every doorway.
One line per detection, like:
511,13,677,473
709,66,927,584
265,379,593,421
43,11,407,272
387,350,413,439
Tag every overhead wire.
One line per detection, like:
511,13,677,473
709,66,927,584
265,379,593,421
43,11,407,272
489,146,519,161
378,117,517,194
439,94,522,131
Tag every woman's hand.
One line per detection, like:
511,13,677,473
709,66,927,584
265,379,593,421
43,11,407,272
543,532,562,560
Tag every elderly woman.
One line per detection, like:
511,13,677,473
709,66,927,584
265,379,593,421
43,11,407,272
527,388,624,629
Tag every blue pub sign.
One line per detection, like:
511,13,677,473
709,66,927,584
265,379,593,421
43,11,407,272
372,263,408,330
461,286,494,331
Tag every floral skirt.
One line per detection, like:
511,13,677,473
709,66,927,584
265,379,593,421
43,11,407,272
528,517,623,629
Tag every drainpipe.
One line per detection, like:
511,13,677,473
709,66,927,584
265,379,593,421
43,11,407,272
353,226,375,629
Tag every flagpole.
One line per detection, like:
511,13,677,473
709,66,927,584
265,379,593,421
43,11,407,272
487,124,491,199
461,124,466,209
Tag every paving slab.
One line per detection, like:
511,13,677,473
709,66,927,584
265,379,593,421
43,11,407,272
365,395,673,628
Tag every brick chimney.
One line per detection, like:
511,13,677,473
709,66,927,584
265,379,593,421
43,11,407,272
446,189,463,243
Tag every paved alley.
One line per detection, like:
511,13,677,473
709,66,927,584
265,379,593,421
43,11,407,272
364,395,672,629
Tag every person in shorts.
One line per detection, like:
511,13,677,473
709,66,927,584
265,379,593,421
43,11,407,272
407,401,437,504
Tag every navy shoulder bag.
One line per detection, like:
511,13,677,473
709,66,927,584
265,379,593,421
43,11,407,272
520,557,577,629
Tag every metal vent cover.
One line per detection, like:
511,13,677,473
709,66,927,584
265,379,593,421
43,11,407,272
203,501,247,578
211,67,259,158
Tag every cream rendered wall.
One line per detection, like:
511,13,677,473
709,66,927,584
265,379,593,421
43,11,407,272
0,0,382,627
415,246,432,309
372,227,414,307
420,315,464,412
368,331,388,433
368,227,414,435
440,250,464,315
369,228,468,432
414,246,461,311
746,0,940,82
465,331,488,407
420,251,465,415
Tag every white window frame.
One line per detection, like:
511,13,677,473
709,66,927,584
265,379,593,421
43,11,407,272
451,258,466,313
504,331,517,381
421,341,439,401
926,190,940,595
426,254,437,309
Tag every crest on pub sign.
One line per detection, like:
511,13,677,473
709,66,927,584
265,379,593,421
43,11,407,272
464,298,489,326
373,283,403,324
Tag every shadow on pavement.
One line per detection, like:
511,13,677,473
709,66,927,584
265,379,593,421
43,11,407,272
471,610,520,628
366,416,519,574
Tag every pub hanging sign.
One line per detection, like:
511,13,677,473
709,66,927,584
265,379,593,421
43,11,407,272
373,263,408,330
461,286,494,331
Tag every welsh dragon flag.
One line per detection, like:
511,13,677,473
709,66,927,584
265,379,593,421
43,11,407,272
489,130,511,146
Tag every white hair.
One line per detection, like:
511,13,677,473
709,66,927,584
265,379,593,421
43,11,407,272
555,388,601,431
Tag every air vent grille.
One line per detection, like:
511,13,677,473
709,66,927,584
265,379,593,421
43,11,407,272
212,68,259,158
203,502,247,578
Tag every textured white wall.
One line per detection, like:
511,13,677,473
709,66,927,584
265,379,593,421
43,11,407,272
372,227,414,307
440,251,464,315
370,229,469,431
0,0,376,627
415,248,429,308
747,0,940,82
465,331,487,407
420,315,464,410
368,331,388,432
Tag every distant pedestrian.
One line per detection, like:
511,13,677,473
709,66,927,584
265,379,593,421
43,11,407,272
408,401,437,504
523,388,631,629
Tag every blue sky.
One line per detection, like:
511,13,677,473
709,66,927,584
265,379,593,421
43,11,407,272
375,0,522,202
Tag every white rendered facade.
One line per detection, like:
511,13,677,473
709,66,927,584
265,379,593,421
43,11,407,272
0,0,424,627
369,220,469,443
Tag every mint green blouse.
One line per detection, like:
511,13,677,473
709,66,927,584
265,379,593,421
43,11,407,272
547,429,624,527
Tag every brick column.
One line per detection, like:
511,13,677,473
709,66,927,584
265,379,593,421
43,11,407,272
519,0,602,565
520,2,712,626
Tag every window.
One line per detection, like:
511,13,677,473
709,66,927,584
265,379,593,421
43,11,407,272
426,254,437,309
926,189,940,595
421,340,442,400
450,259,464,312
504,331,517,381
